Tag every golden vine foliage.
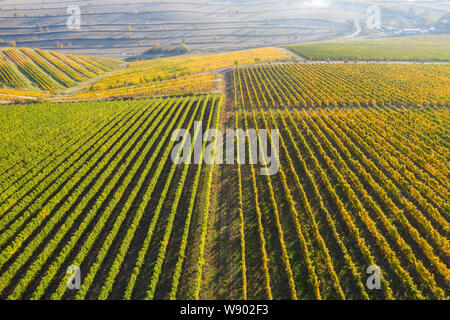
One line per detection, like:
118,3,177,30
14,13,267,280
234,63,450,108
239,105,448,300
0,48,121,92
74,73,215,99
92,47,288,90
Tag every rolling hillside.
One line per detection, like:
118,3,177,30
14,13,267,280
0,48,122,93
287,35,450,61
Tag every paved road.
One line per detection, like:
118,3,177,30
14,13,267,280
336,18,363,41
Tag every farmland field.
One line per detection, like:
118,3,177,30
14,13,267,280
91,47,288,90
0,96,223,299
232,63,450,108
74,47,289,100
288,35,450,62
0,2,449,303
226,106,449,300
0,91,448,300
0,48,121,93
74,73,216,100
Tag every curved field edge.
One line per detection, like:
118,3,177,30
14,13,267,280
286,35,450,62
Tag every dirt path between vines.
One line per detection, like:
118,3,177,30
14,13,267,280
51,62,129,98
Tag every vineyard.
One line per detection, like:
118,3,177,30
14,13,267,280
0,36,449,301
230,105,449,299
287,35,450,61
90,47,288,91
232,63,450,108
0,95,223,299
0,89,49,103
0,48,121,93
75,73,215,100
